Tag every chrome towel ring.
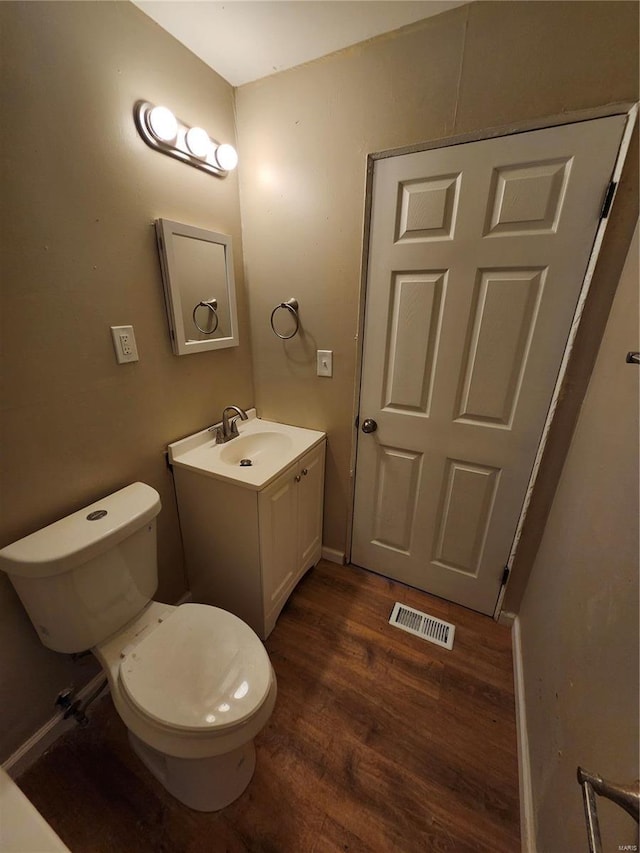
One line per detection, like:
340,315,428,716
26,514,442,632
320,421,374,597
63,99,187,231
270,298,299,340
192,299,219,334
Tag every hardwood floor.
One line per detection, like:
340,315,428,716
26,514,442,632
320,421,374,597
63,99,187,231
17,561,520,852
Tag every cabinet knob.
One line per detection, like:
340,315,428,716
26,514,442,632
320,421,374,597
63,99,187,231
302,468,308,476
295,474,301,483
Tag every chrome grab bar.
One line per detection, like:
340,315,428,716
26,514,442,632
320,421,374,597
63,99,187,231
577,766,639,853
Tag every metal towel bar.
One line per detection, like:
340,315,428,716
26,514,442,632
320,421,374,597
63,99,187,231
577,766,639,853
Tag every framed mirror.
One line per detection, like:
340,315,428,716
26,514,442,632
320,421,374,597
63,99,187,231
155,218,239,355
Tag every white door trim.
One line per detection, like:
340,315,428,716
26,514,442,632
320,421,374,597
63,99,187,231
347,102,638,616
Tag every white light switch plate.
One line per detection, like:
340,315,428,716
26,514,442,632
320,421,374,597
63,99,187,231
110,325,139,364
317,349,333,377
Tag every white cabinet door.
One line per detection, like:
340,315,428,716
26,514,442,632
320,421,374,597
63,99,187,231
297,442,326,575
259,440,326,632
259,466,299,621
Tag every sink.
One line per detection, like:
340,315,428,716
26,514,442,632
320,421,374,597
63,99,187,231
168,410,325,490
219,431,293,466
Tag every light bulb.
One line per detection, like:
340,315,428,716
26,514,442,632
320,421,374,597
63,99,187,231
147,106,177,143
214,143,238,171
185,126,211,159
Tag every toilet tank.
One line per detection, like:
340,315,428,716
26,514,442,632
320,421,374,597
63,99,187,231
0,483,161,653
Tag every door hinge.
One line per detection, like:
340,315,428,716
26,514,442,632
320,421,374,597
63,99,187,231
600,181,617,219
501,566,510,587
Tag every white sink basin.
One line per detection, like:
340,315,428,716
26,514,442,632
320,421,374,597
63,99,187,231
168,411,325,490
219,431,293,466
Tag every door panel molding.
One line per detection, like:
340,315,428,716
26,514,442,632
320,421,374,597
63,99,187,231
383,271,447,415
455,267,546,428
371,444,422,554
484,157,572,237
433,459,501,578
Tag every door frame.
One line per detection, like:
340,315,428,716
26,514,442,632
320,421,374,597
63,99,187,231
347,102,638,618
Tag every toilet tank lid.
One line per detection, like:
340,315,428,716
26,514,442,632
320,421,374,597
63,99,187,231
0,483,161,579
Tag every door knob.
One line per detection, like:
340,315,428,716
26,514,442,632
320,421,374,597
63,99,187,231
361,418,378,434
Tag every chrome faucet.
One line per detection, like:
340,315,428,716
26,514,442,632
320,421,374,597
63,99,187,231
213,406,248,443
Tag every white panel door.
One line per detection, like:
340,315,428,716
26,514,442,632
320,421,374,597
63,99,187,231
352,116,626,615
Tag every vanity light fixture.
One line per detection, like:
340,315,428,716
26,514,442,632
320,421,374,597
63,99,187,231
147,105,178,143
134,101,238,177
214,143,239,171
185,126,212,159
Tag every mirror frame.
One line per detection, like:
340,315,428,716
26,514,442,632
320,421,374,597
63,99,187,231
155,218,239,356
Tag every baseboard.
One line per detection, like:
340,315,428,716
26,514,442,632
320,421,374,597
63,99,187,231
321,546,345,565
3,672,110,780
499,609,516,628
512,616,536,853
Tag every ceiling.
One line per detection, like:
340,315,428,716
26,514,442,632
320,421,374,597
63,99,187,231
131,1,468,87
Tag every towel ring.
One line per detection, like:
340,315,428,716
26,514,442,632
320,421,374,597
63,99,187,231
192,299,219,335
270,298,299,340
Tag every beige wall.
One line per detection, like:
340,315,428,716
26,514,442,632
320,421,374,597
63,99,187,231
0,0,638,773
235,2,639,579
0,1,253,761
519,224,639,852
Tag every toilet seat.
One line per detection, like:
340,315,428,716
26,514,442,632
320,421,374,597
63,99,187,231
119,603,272,733
93,600,278,760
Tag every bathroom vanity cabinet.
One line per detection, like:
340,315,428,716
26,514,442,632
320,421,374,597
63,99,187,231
170,436,326,639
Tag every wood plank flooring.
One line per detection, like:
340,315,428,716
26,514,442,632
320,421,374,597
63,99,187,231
17,561,520,852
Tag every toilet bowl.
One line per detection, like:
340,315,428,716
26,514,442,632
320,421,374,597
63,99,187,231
94,600,277,811
0,482,277,812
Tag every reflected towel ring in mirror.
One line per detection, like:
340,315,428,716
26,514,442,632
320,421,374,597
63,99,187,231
270,298,299,340
193,299,219,335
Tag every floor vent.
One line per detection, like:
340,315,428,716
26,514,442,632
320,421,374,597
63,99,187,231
389,602,455,650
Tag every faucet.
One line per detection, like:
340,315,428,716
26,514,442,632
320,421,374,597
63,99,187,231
213,406,248,443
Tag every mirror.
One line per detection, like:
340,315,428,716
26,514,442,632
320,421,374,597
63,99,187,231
155,219,239,355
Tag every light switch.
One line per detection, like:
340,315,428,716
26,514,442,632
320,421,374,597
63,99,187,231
316,349,333,377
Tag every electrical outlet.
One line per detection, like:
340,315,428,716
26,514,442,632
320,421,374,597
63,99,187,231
316,349,333,377
110,325,139,364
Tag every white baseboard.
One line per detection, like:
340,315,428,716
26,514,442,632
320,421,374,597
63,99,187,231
499,609,516,628
2,672,110,780
321,546,345,565
512,616,536,853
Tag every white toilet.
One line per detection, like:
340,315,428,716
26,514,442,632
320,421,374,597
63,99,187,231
0,482,277,812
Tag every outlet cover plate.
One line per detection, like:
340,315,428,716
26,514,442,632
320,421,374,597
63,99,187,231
110,325,139,364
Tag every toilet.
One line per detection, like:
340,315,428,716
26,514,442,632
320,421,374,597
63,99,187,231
0,482,277,812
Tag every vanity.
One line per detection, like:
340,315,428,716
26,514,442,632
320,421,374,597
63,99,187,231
168,412,326,639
